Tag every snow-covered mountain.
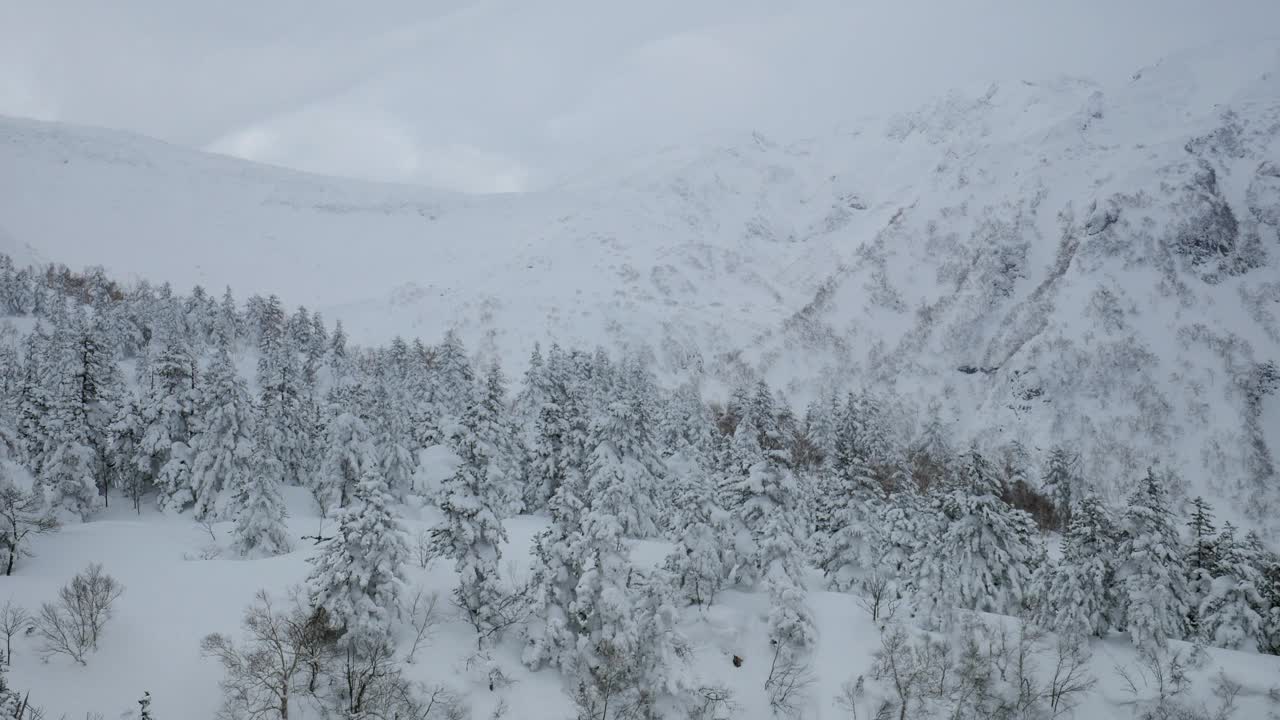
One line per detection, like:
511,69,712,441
2,41,1278,519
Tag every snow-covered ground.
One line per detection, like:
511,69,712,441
4,484,1277,720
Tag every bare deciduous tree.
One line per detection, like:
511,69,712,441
688,685,735,720
413,528,435,570
37,564,124,665
0,485,59,576
763,643,815,718
201,589,331,720
856,573,900,624
403,587,440,664
1,599,31,664
1047,638,1096,718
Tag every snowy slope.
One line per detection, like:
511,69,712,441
8,492,1280,720
2,41,1280,519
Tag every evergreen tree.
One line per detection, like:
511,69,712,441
432,328,474,424
1031,494,1119,640
1198,522,1265,651
256,295,310,488
817,393,884,589
108,393,147,512
432,378,514,646
136,339,198,512
307,465,408,647
662,465,733,607
328,319,349,380
1116,468,1189,649
907,446,1038,624
524,467,589,671
228,459,291,558
315,399,376,512
188,337,257,520
525,344,585,511
909,403,953,493
722,382,815,652
1185,496,1219,636
1041,446,1079,529
583,358,663,538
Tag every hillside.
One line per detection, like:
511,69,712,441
2,41,1279,520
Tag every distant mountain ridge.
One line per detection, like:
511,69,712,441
1,41,1278,522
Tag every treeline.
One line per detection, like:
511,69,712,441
0,254,1277,718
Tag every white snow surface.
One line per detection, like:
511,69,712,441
2,40,1280,520
5,488,1279,720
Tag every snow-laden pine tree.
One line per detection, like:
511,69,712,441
1040,446,1079,529
432,376,515,647
133,337,198,512
817,392,885,590
566,505,688,717
188,336,257,520
473,362,527,515
583,358,663,539
1184,495,1218,636
1031,494,1119,640
802,390,840,467
523,465,588,672
659,379,714,462
1197,522,1265,651
38,307,119,518
328,319,349,381
662,460,734,607
314,392,377,512
15,325,50,470
228,463,290,558
872,489,928,587
722,382,815,653
431,328,474,426
256,295,311,488
307,464,408,647
108,393,147,511
513,342,551,438
525,344,590,512
907,445,1038,625
1116,468,1189,649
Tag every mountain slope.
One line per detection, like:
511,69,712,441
1,41,1278,520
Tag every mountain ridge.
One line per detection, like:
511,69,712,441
2,40,1278,521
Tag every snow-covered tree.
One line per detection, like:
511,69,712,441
817,393,885,589
1031,494,1119,640
256,296,311,488
307,465,409,647
907,445,1038,625
431,328,474,424
228,460,290,559
1116,468,1189,649
662,465,733,607
908,402,954,493
1198,522,1265,651
432,380,515,647
188,338,257,520
523,467,588,672
583,358,663,538
134,338,198,512
1041,446,1080,529
1184,496,1218,636
314,399,376,512
722,382,815,653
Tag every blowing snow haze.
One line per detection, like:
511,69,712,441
3,0,1277,192
5,4,1280,720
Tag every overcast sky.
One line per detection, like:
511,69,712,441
3,0,1276,193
